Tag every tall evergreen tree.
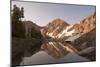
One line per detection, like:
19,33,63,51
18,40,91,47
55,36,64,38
12,5,25,38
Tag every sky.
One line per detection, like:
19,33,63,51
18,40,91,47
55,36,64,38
12,1,95,26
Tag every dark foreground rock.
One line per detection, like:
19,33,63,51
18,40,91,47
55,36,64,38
78,47,96,61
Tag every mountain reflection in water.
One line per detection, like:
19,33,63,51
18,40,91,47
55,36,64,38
20,41,89,65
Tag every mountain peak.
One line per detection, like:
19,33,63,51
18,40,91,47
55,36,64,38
48,18,69,26
52,18,65,23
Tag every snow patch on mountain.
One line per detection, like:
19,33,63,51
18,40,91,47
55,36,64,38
57,25,75,38
46,25,75,39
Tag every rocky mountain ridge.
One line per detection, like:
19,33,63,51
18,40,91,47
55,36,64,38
41,13,96,40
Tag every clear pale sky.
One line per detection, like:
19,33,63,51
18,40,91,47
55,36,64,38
12,1,95,26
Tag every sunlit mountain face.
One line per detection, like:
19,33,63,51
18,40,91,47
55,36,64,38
41,13,96,40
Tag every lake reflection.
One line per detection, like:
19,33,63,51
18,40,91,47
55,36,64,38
20,41,89,65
